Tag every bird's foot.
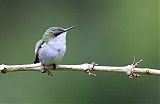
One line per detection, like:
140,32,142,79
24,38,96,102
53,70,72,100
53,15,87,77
41,65,53,76
47,70,53,76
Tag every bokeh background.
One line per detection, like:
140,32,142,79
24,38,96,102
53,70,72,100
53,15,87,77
0,0,159,103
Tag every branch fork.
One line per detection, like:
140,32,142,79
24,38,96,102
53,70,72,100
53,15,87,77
84,62,97,76
125,58,143,78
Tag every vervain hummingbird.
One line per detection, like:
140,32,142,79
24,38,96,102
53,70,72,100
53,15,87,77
34,26,75,75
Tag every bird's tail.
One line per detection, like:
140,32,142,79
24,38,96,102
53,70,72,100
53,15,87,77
33,54,39,63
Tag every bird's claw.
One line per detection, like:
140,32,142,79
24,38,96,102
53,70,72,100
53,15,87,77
47,70,53,76
41,65,53,76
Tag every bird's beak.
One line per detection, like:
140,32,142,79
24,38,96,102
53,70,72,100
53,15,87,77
64,26,75,32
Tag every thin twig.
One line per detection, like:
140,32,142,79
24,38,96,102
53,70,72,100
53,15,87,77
0,60,159,78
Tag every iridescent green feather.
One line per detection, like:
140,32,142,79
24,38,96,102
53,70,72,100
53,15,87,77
42,31,52,43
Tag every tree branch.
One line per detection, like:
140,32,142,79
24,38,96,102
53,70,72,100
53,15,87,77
0,60,159,78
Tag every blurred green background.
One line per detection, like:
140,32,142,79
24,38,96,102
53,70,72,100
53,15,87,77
0,0,159,103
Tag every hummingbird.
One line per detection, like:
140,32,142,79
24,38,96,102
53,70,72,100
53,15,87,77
34,26,75,75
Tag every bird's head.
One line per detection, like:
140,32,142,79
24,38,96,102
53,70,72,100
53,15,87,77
42,26,75,42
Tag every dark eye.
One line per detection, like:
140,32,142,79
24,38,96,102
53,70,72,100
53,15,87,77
58,28,65,32
54,30,64,37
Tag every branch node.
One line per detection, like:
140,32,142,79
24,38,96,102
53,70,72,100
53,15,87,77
145,70,150,74
0,64,7,74
84,62,97,76
126,57,142,78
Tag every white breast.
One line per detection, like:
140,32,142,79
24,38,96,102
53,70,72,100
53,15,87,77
39,32,67,65
49,32,67,49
